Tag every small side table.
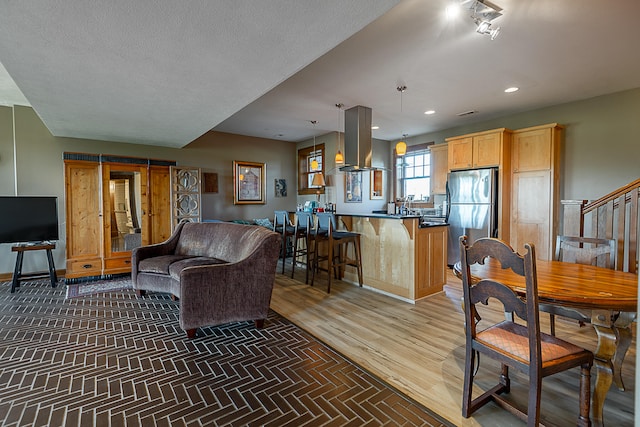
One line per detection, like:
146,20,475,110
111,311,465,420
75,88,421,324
11,243,58,293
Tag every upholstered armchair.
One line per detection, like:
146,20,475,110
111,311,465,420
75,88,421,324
132,221,281,338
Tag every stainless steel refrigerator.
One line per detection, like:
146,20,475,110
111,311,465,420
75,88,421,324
446,168,498,266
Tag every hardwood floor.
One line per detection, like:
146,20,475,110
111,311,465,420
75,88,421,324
271,265,636,426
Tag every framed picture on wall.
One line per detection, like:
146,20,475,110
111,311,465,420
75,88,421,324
233,161,266,204
203,172,218,193
345,171,362,203
370,170,383,199
275,179,287,197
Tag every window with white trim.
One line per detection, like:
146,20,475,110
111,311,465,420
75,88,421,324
395,144,432,201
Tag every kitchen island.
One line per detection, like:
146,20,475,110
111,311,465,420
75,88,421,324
336,213,448,302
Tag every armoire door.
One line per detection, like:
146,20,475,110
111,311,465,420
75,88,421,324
64,158,103,279
149,165,172,244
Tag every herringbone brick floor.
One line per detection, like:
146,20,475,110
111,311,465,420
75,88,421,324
0,280,450,427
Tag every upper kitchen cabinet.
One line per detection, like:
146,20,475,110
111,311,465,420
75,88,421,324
446,136,472,170
446,128,512,241
509,123,563,261
446,128,512,170
429,143,448,195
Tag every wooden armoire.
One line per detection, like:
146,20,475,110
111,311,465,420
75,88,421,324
64,153,175,281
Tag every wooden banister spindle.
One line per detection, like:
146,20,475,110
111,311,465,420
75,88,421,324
616,194,626,271
629,187,638,274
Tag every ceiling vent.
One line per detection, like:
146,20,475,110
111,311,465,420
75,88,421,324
457,110,478,117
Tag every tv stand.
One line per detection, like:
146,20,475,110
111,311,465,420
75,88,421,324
11,243,57,293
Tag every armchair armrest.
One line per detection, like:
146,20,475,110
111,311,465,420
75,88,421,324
131,221,185,281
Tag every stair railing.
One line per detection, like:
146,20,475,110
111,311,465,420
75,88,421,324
561,178,639,273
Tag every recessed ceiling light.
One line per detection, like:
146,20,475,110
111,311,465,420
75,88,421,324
445,4,461,20
372,125,379,130
424,110,436,115
504,87,519,93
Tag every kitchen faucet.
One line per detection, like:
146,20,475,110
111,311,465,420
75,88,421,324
403,195,414,215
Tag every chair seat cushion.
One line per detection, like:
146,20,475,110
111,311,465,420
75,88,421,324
476,320,589,364
138,254,227,278
167,256,228,279
332,231,359,239
275,224,295,234
138,255,194,274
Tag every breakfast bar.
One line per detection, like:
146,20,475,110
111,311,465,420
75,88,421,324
336,213,448,302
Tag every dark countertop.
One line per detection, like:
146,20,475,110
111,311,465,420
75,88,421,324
336,212,449,227
337,213,421,219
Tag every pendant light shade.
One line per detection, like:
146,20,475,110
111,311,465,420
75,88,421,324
311,172,326,187
310,120,319,171
334,103,344,165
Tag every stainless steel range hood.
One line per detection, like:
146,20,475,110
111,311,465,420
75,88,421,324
339,105,374,172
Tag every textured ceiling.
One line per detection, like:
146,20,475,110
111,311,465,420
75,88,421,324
1,0,640,147
0,0,398,147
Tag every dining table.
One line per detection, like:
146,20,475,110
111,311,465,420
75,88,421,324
454,257,638,427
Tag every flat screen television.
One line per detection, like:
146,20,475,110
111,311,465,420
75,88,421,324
0,196,60,244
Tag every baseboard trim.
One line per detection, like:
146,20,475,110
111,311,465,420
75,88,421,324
0,269,66,282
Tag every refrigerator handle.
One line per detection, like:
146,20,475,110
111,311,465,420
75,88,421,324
445,180,451,221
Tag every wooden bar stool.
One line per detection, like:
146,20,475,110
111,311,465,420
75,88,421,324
311,212,363,293
273,210,295,274
291,211,315,283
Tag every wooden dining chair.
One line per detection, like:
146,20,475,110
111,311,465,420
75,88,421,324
459,235,593,427
547,235,617,335
556,235,616,268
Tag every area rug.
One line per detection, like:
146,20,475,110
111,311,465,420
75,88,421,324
1,278,451,426
65,277,133,298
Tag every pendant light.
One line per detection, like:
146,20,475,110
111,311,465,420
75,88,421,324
334,103,344,165
310,120,319,171
397,135,408,157
396,85,407,156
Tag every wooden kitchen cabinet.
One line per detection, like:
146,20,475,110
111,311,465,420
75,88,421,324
415,224,448,299
509,123,563,260
338,215,447,302
446,128,510,170
429,143,448,195
473,132,503,167
447,137,473,170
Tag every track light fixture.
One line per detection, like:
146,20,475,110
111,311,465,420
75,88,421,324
463,0,503,40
